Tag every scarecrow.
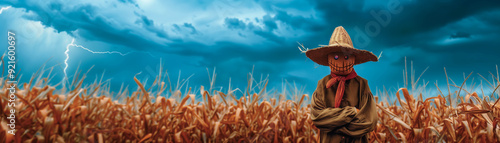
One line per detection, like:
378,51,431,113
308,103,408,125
307,26,378,143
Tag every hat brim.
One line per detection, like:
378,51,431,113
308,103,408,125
305,43,378,66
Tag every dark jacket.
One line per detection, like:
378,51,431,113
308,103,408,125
311,75,378,143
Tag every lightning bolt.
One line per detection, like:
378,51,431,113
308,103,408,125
0,6,12,14
64,38,130,78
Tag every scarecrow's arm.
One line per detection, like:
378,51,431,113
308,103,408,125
334,82,378,138
310,81,357,133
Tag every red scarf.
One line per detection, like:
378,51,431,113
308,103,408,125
326,70,357,108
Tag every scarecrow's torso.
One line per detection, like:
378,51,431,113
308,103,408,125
319,75,366,109
314,74,374,143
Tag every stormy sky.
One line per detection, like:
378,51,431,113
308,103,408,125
1,0,499,98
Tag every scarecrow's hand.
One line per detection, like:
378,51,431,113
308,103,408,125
334,92,378,138
309,78,357,133
310,90,357,133
310,106,357,133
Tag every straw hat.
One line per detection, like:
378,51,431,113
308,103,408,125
305,26,378,66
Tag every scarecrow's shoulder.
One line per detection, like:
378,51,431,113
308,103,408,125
354,76,373,94
318,75,331,85
353,76,370,89
354,76,368,83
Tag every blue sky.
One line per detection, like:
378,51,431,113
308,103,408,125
1,0,499,97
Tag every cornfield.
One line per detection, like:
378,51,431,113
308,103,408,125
1,65,500,142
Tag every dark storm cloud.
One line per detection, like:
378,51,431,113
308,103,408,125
172,23,198,35
476,10,500,27
313,0,370,27
3,0,323,66
377,0,500,47
224,18,246,30
224,10,326,45
174,9,328,67
309,0,500,48
262,15,278,31
449,32,471,39
171,40,301,67
1,0,169,52
313,3,499,55
394,36,500,77
360,0,500,83
274,10,324,32
183,23,198,34
135,13,168,38
4,0,500,95
396,1,494,45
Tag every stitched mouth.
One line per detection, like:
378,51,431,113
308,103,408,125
330,63,354,72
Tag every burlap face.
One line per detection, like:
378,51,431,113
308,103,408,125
328,52,356,75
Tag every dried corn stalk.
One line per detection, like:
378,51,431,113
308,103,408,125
1,70,499,143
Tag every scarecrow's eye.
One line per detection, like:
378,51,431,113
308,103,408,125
334,55,339,60
344,55,349,60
